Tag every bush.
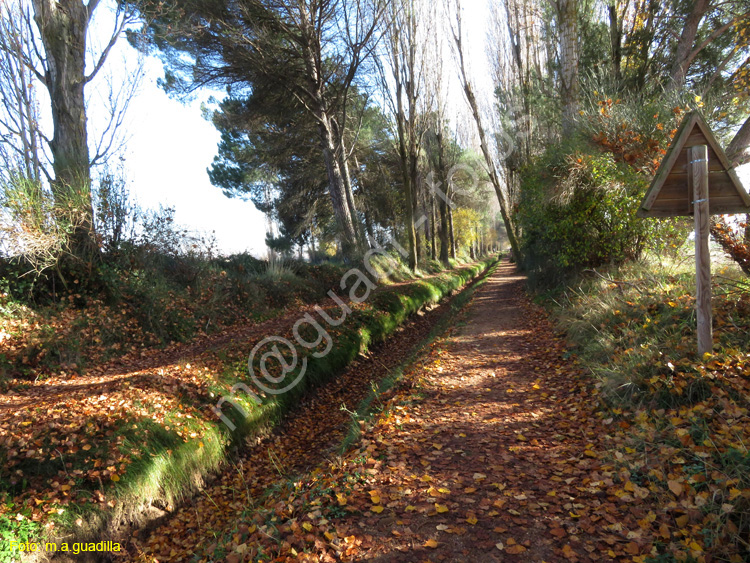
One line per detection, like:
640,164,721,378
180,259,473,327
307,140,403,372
518,134,691,287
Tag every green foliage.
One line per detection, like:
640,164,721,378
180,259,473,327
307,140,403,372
0,174,93,279
517,134,690,286
0,509,40,563
94,164,139,253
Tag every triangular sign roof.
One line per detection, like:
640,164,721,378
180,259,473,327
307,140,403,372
638,111,750,217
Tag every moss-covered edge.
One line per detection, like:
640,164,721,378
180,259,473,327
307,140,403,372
338,258,501,452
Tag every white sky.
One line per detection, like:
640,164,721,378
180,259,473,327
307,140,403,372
95,0,749,256
117,59,268,256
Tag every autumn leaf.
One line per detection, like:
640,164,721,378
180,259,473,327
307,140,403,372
667,479,684,497
562,544,576,559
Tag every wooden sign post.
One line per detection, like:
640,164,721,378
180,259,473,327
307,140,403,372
638,112,750,356
691,145,712,355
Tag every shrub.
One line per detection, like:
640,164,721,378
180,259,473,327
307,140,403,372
518,134,691,286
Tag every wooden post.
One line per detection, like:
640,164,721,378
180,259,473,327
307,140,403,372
691,144,712,356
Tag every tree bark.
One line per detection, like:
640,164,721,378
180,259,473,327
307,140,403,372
448,198,456,259
556,0,579,135
332,118,365,250
410,136,422,264
395,97,418,269
608,1,622,83
436,128,451,266
317,114,359,255
32,0,96,258
429,190,437,261
727,115,750,168
669,0,711,89
725,115,750,246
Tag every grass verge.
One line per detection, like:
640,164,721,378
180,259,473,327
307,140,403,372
542,257,750,562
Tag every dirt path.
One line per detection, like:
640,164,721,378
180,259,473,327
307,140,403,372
314,259,632,562
122,265,492,562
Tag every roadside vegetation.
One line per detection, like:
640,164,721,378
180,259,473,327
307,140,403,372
536,254,750,560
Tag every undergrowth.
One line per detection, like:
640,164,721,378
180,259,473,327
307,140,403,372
544,254,750,562
0,251,350,383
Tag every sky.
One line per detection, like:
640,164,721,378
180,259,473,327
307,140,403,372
118,59,269,256
95,0,749,257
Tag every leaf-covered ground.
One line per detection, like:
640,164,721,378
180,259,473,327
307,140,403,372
117,260,674,562
124,258,750,563
7,258,749,562
0,259,493,562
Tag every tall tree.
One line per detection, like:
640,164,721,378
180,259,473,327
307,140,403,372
448,0,523,263
208,81,398,251
130,0,383,255
378,0,432,269
7,0,141,259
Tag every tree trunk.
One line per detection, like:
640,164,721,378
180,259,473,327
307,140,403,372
32,0,95,257
412,155,423,264
608,1,622,83
363,207,376,247
297,7,361,257
394,79,418,269
333,119,365,250
669,0,711,89
429,190,437,261
448,200,456,259
727,115,750,168
317,115,359,255
557,0,579,135
397,129,418,269
726,115,750,245
435,127,451,266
